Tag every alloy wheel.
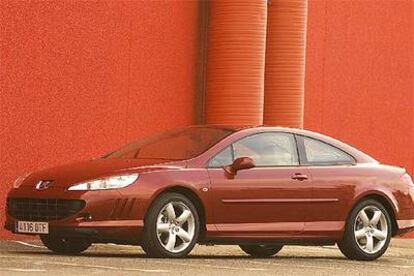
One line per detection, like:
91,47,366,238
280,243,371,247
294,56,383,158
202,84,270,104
156,201,195,253
354,205,388,254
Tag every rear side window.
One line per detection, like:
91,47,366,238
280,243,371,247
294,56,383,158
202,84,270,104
301,136,355,165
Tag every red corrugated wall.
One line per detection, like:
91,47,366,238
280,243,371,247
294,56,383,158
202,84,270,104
263,0,307,128
204,0,267,125
0,0,201,239
305,0,413,237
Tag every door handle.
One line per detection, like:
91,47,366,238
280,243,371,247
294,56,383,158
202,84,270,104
291,173,308,181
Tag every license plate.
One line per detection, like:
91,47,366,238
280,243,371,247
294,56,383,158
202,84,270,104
16,221,49,234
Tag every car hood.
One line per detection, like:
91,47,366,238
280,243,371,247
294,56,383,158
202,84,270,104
22,158,186,188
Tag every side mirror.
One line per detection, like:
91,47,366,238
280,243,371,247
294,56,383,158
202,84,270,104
224,157,255,176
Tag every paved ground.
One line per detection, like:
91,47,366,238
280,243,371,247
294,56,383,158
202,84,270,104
0,239,414,275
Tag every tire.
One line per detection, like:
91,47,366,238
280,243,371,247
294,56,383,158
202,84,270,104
40,235,91,255
338,199,392,261
141,192,200,258
239,244,283,257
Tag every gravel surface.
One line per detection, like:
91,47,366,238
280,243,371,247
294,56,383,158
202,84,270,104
0,238,413,275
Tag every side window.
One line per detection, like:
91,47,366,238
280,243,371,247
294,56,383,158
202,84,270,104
208,146,233,168
233,133,299,166
302,136,355,165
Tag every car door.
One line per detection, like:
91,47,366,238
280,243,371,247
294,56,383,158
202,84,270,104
207,132,313,239
297,135,359,237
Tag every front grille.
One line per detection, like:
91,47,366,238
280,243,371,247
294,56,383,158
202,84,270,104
7,198,85,221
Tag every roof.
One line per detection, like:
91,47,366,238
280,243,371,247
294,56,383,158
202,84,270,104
188,124,256,131
190,124,307,132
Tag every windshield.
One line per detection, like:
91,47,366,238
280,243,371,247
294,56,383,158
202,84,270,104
105,126,234,160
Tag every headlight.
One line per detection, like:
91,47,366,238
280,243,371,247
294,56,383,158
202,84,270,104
68,173,139,191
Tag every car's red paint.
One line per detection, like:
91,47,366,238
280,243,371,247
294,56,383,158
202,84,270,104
4,126,414,245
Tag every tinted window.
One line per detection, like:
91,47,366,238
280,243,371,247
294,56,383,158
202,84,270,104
208,146,233,168
302,136,354,165
233,133,299,166
105,127,234,160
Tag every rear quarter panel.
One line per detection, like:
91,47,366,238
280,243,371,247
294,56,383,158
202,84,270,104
307,164,411,238
353,164,413,219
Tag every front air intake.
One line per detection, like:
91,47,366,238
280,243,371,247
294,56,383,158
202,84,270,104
6,198,85,221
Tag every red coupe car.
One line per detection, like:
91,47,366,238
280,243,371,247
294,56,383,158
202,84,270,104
5,126,414,260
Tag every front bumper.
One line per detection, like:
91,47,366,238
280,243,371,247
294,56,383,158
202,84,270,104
4,185,145,244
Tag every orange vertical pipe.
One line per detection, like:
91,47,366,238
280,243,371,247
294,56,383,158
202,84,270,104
263,0,308,128
204,0,267,125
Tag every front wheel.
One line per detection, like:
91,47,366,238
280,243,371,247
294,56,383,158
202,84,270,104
239,244,283,257
40,235,91,255
141,192,200,258
338,199,392,261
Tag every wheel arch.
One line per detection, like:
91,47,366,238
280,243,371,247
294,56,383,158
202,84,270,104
349,192,399,236
145,185,207,238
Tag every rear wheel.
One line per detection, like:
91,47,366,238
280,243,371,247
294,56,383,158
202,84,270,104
239,244,283,257
40,235,91,255
338,199,392,261
141,192,200,258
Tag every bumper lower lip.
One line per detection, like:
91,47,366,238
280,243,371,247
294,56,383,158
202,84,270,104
4,219,144,243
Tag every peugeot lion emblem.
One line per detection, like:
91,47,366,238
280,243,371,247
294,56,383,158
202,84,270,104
35,180,53,191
